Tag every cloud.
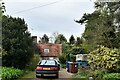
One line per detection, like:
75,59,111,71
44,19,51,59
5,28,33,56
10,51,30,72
4,0,92,2
4,0,95,40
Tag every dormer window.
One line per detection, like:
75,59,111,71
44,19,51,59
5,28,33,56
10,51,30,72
44,48,49,53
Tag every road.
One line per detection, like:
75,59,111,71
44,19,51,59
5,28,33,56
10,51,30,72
21,68,74,79
36,68,73,79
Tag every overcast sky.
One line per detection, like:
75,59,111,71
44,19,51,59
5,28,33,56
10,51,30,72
4,0,95,42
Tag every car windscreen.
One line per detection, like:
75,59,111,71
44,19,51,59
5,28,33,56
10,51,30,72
40,60,56,65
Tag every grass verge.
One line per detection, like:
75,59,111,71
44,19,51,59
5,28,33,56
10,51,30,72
20,71,35,78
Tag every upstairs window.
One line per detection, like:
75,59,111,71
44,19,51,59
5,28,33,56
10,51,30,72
44,48,49,53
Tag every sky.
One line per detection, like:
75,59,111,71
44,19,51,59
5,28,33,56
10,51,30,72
4,0,95,42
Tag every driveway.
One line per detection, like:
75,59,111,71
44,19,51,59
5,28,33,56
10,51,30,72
59,68,73,78
36,68,73,79
21,68,74,79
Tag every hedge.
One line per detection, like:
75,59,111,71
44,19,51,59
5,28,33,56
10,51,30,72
2,67,24,80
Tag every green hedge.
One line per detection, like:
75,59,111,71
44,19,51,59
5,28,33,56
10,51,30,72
103,73,120,80
61,64,66,68
2,67,24,80
0,67,1,78
74,69,120,80
25,54,40,71
73,72,120,80
73,74,89,78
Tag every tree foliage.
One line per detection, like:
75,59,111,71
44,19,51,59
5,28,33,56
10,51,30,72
41,34,49,43
69,35,75,44
59,53,66,64
75,2,120,49
2,67,24,80
55,34,67,44
88,46,119,72
76,37,83,46
0,1,5,48
2,15,35,69
70,46,88,55
0,1,5,18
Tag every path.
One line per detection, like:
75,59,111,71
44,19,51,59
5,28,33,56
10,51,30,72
21,68,74,79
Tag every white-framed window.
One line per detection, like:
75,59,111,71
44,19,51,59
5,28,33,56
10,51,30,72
44,48,49,53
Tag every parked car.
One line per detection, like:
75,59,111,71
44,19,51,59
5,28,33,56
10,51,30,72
54,59,61,70
36,59,60,78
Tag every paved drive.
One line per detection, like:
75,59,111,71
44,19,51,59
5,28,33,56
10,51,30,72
59,68,73,78
36,68,73,79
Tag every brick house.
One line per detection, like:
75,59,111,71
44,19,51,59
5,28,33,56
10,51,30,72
37,43,62,60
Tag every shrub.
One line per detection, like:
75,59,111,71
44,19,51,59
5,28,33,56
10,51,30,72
0,67,1,78
70,46,88,55
73,72,89,79
61,64,66,68
25,54,40,71
2,67,24,80
103,73,120,80
88,45,119,72
59,54,66,64
79,66,90,74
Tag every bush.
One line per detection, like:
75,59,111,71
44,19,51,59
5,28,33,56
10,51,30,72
77,67,105,79
25,54,40,71
79,66,90,74
59,54,66,64
70,46,88,55
103,73,120,80
61,64,66,68
86,70,120,80
0,67,1,78
2,67,24,80
88,45,119,72
73,72,89,79
94,70,105,79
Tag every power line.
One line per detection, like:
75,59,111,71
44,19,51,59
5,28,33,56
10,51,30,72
12,0,64,15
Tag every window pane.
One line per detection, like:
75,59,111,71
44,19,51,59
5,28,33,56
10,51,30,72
44,49,49,53
40,60,55,65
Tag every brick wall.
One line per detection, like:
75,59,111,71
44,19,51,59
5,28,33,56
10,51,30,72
37,44,62,57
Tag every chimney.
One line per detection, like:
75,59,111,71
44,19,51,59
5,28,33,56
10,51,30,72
32,36,37,43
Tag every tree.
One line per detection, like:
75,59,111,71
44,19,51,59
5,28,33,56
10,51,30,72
55,34,67,44
76,37,82,45
69,35,75,44
0,1,5,48
0,1,5,18
75,2,120,49
2,15,35,69
70,46,88,55
41,34,49,43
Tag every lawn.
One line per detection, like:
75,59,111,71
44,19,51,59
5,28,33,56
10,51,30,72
20,71,35,78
